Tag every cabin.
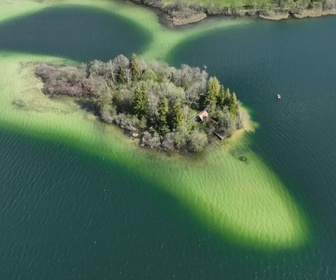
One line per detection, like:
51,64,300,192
195,110,227,140
196,110,209,122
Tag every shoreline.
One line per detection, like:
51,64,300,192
169,12,207,26
166,9,336,26
130,0,336,26
259,8,336,20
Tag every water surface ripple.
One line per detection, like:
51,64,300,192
0,6,150,62
0,4,335,280
171,15,336,279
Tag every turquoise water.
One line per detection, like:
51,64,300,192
0,6,335,279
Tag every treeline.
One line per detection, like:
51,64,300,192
130,0,336,23
35,54,242,154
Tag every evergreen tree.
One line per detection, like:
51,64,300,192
223,88,231,107
133,83,148,118
173,100,183,128
141,83,148,110
156,97,169,135
205,76,220,108
170,99,184,129
228,92,239,116
217,85,225,107
129,53,141,81
117,66,126,84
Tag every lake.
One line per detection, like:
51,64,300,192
0,3,336,279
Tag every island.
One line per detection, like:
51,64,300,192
35,54,244,154
131,0,336,25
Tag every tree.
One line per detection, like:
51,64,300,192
156,96,169,135
162,132,175,151
117,66,126,84
133,83,148,118
141,131,161,149
141,69,157,81
169,99,184,129
97,88,113,109
97,89,115,124
205,76,220,109
228,92,239,116
113,54,129,69
108,60,116,83
188,129,208,153
174,125,189,152
139,116,147,129
125,68,132,85
217,85,225,107
223,88,231,107
130,53,141,81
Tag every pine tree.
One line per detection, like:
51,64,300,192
130,53,141,81
170,99,184,129
223,88,231,107
205,76,220,108
117,66,126,84
156,97,169,135
141,83,148,113
228,92,239,116
133,83,148,118
217,85,225,107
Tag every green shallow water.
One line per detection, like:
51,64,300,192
0,1,335,279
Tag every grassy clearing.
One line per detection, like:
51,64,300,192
0,1,309,249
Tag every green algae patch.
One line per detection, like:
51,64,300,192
0,53,309,250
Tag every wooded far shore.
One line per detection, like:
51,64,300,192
129,0,336,25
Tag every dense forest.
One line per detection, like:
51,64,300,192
35,54,243,154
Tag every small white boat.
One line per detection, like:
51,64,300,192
277,94,282,99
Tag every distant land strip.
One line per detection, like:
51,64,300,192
128,0,336,25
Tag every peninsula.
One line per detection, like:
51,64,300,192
131,0,336,25
35,54,243,154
